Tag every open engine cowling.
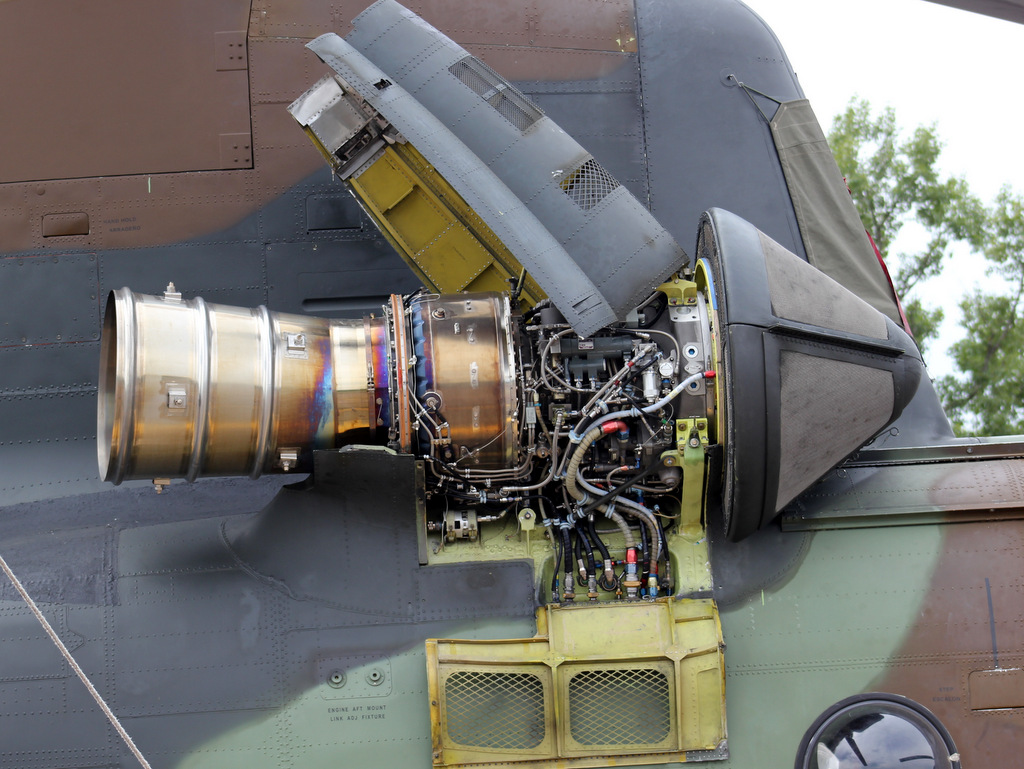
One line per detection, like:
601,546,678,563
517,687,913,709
98,208,922,543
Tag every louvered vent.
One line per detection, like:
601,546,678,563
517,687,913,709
559,159,620,211
444,670,546,750
449,56,544,132
568,668,671,746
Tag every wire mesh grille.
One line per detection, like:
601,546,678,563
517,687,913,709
698,218,717,264
559,159,620,211
449,56,544,132
444,670,546,750
568,668,671,746
449,58,493,97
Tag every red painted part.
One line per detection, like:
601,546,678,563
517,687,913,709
867,229,913,336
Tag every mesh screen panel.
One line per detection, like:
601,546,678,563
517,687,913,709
449,56,544,132
559,159,620,211
489,92,542,133
444,670,546,749
449,58,493,96
568,668,671,746
698,219,717,264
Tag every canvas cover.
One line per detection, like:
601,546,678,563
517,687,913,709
770,99,902,324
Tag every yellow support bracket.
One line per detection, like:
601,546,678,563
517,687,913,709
655,276,698,306
669,418,709,541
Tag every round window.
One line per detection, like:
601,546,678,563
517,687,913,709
796,693,960,769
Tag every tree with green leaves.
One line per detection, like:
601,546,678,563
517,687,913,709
828,98,985,354
937,189,1024,435
828,98,1024,436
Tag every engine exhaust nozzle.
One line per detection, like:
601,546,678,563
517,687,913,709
97,286,389,484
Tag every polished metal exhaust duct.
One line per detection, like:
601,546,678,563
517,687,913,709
98,285,390,484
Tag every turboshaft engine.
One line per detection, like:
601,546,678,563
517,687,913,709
98,287,521,484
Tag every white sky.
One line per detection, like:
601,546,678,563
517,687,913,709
743,0,1024,377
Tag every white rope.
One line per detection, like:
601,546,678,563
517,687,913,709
0,551,153,769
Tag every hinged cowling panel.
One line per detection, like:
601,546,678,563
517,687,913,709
426,599,727,769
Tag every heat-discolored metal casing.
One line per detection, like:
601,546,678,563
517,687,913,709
407,293,519,469
98,287,521,484
98,287,388,483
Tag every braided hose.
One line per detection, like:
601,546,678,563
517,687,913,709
565,421,636,550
